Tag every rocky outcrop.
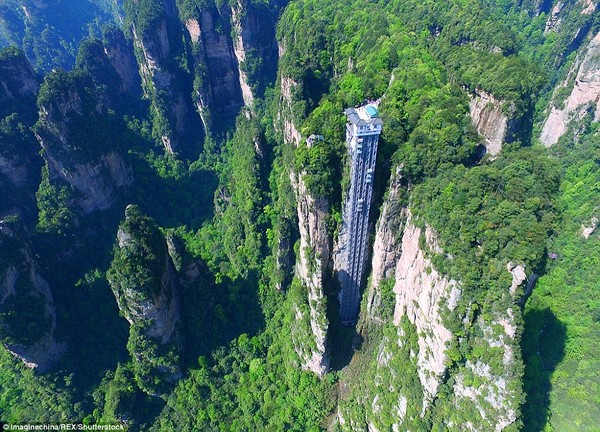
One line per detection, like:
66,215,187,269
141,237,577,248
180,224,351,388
108,205,182,395
230,1,255,108
390,221,523,429
290,171,330,376
103,26,141,96
0,47,39,117
580,0,598,14
0,218,64,372
0,116,42,195
582,216,598,239
279,76,302,145
540,31,600,146
34,71,133,215
451,266,525,431
469,89,513,157
132,19,171,91
338,198,526,430
75,38,133,107
0,49,43,212
392,214,462,408
50,152,131,215
129,0,200,153
110,206,181,345
544,1,565,33
185,7,243,132
337,211,462,431
230,0,281,106
545,0,597,33
363,166,405,324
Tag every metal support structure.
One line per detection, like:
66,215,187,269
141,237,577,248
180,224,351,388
339,105,383,324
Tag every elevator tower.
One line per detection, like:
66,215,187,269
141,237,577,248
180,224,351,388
338,104,383,324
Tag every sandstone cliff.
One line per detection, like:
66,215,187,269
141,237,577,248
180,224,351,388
128,0,200,153
391,216,463,409
0,47,39,116
447,262,529,431
338,183,526,430
103,26,142,96
184,5,243,132
272,35,332,375
0,48,42,202
544,0,597,34
34,70,133,215
289,171,330,376
540,30,600,147
338,211,462,430
0,218,64,372
362,166,405,325
230,0,281,106
111,206,181,345
230,1,255,108
279,75,302,146
107,205,182,395
469,89,516,157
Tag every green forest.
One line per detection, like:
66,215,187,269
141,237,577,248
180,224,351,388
0,0,599,430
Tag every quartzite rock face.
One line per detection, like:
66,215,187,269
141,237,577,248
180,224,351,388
0,48,39,114
290,171,330,376
392,214,462,408
102,27,142,96
338,189,525,431
231,1,256,108
0,219,64,372
469,89,510,157
110,205,181,346
279,76,302,146
129,0,200,153
0,48,42,198
34,71,133,215
184,7,243,131
230,0,281,106
276,34,330,376
541,31,600,147
363,166,405,325
108,205,182,395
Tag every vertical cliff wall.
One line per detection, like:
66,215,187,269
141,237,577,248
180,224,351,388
230,1,255,108
469,89,510,157
103,26,142,97
468,88,526,157
184,5,243,132
126,0,282,143
338,172,527,431
0,47,42,213
279,76,302,145
540,30,600,147
289,171,330,376
127,0,201,154
0,219,64,372
230,0,281,106
34,71,133,215
391,216,462,409
107,205,182,396
362,166,405,325
338,210,462,431
273,34,333,375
